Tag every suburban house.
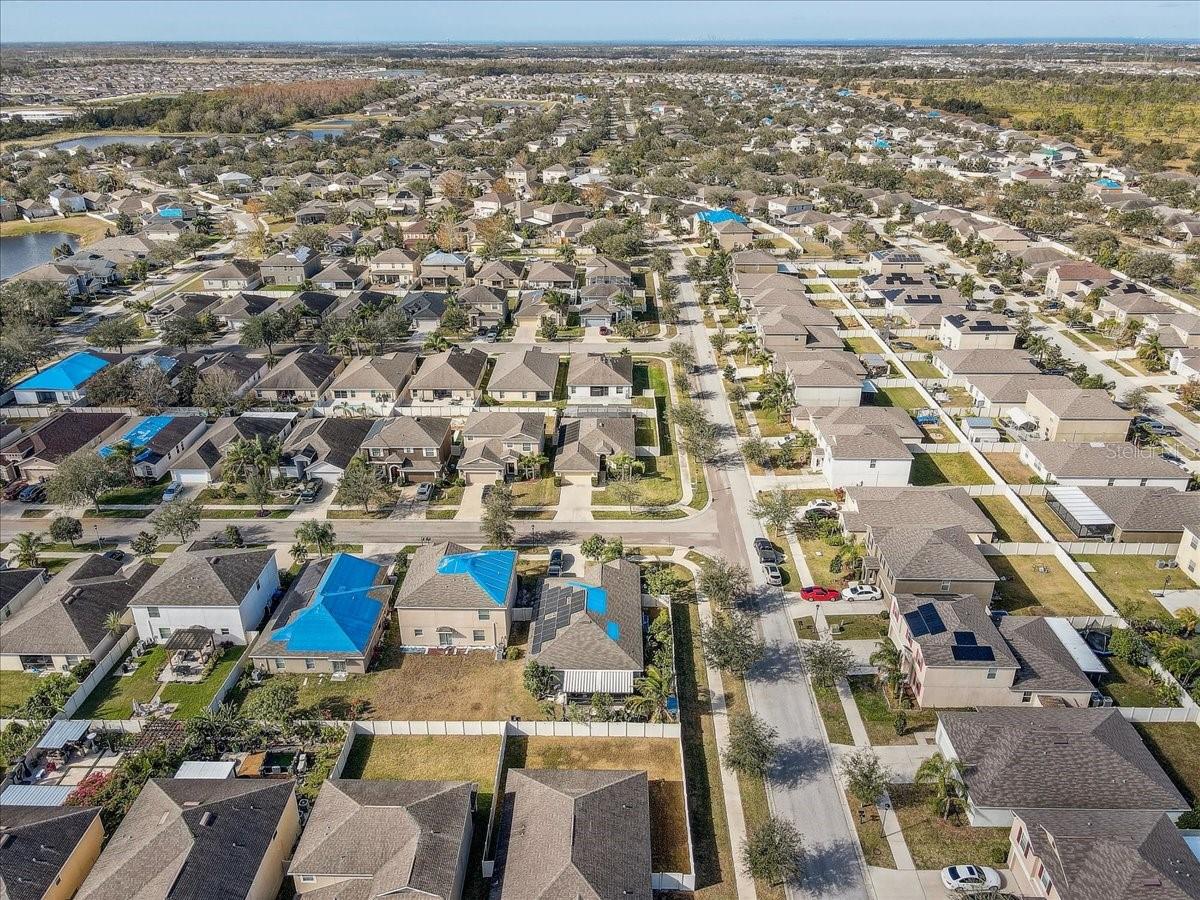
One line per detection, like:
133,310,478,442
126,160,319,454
1007,809,1200,900
474,258,524,290
934,349,1040,381
1043,485,1200,542
779,350,866,410
565,353,634,404
525,260,577,292
10,351,114,406
280,290,340,327
361,415,452,484
320,352,418,416
864,524,999,601
866,248,925,275
934,708,1189,827
252,553,390,676
420,251,469,288
393,543,518,649
169,413,296,485
554,416,637,482
289,779,474,899
201,259,263,293
1020,387,1133,442
0,410,126,483
0,567,48,621
888,593,1099,708
458,410,545,484
963,373,1074,418
939,312,1017,350
1018,442,1190,489
279,417,374,482
407,348,488,405
368,247,420,285
75,779,299,900
1176,524,1200,584
97,414,207,480
493,769,652,900
254,351,344,404
805,406,920,488
531,558,644,696
0,555,153,674
210,292,279,329
312,261,369,293
260,247,322,285
487,348,560,402
0,805,104,900
129,546,279,645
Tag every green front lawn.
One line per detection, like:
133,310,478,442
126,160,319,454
973,495,1039,543
811,680,854,745
827,614,889,641
75,646,167,720
847,676,939,746
796,536,851,589
989,556,1100,617
1076,555,1174,621
592,454,682,507
0,671,41,717
511,476,560,507
873,386,926,412
889,783,1010,870
160,646,245,718
910,453,992,486
98,477,170,506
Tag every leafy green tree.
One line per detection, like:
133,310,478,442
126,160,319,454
698,557,750,610
481,483,515,547
295,521,337,557
48,515,83,548
840,748,894,808
802,639,854,689
241,677,299,723
751,490,799,535
47,449,122,511
131,530,159,556
625,665,673,723
743,817,804,886
154,499,201,543
87,316,139,353
702,614,763,677
870,639,905,702
724,712,779,777
336,457,390,512
523,659,557,700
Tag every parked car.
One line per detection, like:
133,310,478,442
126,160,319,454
598,326,611,336
802,498,838,515
548,548,564,577
739,322,757,333
104,549,126,562
841,584,882,602
762,562,783,586
2,480,29,501
485,326,499,343
298,477,324,503
1161,450,1188,468
941,865,1001,893
1139,419,1180,437
17,484,46,503
801,585,840,602
161,482,183,502
754,537,779,564
987,283,1004,294
414,482,435,501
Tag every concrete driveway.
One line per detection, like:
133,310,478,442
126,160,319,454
555,480,593,521
454,483,487,521
513,321,538,342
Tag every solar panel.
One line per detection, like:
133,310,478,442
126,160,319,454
951,644,995,662
953,631,977,646
917,603,946,636
904,609,929,638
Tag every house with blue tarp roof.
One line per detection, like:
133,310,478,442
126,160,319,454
696,208,747,226
11,352,112,405
529,558,644,695
394,542,518,649
251,552,390,674
97,414,207,479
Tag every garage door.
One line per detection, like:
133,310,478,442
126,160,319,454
461,471,497,486
175,471,210,485
561,473,593,486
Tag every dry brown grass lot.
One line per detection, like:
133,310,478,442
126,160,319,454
989,555,1101,617
500,736,691,874
888,783,1010,870
982,451,1040,485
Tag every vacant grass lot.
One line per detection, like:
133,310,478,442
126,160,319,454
989,555,1100,617
811,680,854,745
983,452,1039,485
910,453,991,486
1076,555,1174,620
1136,723,1200,805
844,336,883,354
0,215,113,246
342,735,502,900
161,646,245,718
973,496,1038,543
889,783,1010,870
0,671,40,717
502,736,691,874
238,643,542,721
75,646,166,720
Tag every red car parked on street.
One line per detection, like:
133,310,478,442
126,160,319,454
801,585,840,602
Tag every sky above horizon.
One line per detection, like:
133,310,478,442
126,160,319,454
3,0,1198,44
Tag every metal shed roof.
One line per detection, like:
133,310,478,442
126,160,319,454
174,760,236,779
37,719,89,750
0,784,74,806
1046,485,1114,527
562,669,636,694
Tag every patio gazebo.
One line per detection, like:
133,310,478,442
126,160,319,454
164,627,216,680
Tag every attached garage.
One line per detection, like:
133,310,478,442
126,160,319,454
172,469,212,485
461,469,500,486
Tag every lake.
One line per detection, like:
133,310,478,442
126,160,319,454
0,232,78,279
287,127,347,141
54,134,165,151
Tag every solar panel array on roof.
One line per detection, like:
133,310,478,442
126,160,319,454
905,602,947,638
953,631,977,646
951,644,996,662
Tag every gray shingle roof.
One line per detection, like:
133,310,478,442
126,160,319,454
409,348,488,391
842,486,995,537
283,417,374,472
256,350,341,392
132,547,275,609
531,559,644,673
289,780,473,900
0,805,101,900
554,417,637,474
939,708,1187,813
488,348,560,394
495,769,652,900
1024,442,1185,480
894,594,1017,669
871,525,998,583
566,353,633,387
999,616,1097,695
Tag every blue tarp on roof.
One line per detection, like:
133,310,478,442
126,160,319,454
13,352,109,392
270,553,384,654
697,208,747,225
569,581,608,616
437,549,516,606
1094,178,1122,189
98,415,174,458
874,138,891,150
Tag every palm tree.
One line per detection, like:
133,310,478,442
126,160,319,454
914,752,967,821
759,371,794,419
869,640,904,702
13,532,43,569
1136,334,1168,372
607,452,643,482
625,665,673,723
103,611,126,639
517,452,548,481
423,332,450,353
295,521,336,558
735,330,757,363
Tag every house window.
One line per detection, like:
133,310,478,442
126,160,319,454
986,667,998,680
1021,691,1033,703
473,629,486,642
1107,478,1116,486
147,607,160,618
1039,868,1052,891
869,459,877,469
939,580,951,592
334,390,349,399
158,627,171,639
304,659,315,670
1189,560,1196,574
478,610,490,620
220,628,230,636
590,386,607,397
413,629,423,637
522,444,532,452
438,633,454,646
424,448,437,457
1191,536,1198,551
300,875,316,884
1016,827,1030,856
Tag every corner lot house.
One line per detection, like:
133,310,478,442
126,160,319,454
1019,442,1189,489
494,769,651,900
393,543,517,649
0,805,104,900
75,778,299,900
1021,387,1132,443
554,416,637,482
130,546,279,645
0,410,126,483
934,707,1188,827
252,553,390,676
289,779,474,899
531,558,644,696
10,351,112,405
0,555,152,673
840,486,996,542
888,593,1098,708
806,406,919,488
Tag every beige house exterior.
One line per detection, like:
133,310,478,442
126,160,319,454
0,806,104,900
865,525,999,603
1023,388,1132,442
393,543,517,649
1176,524,1200,584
